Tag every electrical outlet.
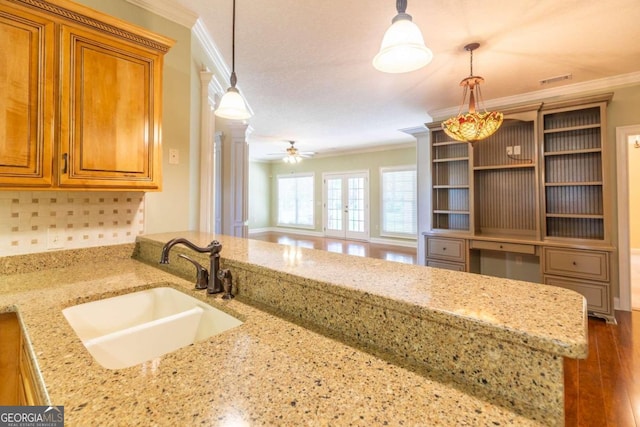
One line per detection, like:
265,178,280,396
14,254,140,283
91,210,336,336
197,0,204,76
506,146,513,155
169,149,179,165
514,145,521,155
47,229,65,250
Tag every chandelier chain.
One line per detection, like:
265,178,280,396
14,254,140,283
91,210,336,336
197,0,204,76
232,0,235,73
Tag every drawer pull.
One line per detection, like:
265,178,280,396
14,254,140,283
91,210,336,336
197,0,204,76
572,261,577,266
442,247,447,251
499,245,503,249
62,153,68,174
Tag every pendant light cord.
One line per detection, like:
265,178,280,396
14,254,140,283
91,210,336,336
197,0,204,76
230,0,237,87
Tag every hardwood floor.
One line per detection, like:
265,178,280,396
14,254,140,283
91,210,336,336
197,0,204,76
248,232,640,426
249,232,417,265
565,312,640,427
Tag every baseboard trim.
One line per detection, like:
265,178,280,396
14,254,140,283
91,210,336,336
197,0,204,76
369,237,417,248
249,227,324,238
248,228,418,248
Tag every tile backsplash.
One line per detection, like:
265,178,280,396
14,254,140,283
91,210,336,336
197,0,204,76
0,191,144,257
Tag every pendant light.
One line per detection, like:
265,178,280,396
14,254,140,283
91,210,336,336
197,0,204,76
441,43,503,143
215,0,252,120
373,0,433,73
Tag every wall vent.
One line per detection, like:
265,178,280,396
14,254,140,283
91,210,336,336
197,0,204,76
540,74,572,85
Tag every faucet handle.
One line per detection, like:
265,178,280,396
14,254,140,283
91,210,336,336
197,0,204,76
217,269,234,299
178,254,209,290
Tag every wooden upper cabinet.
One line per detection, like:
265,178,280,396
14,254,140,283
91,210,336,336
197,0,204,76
0,0,173,191
58,24,162,189
0,3,54,187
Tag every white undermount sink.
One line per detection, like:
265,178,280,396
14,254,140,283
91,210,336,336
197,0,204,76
62,287,243,369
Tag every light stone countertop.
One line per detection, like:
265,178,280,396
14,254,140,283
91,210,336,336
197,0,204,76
142,231,588,359
0,232,588,426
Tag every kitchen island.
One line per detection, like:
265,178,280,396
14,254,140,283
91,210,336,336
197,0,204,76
0,231,588,426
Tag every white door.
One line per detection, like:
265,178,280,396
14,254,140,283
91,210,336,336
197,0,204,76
323,172,369,240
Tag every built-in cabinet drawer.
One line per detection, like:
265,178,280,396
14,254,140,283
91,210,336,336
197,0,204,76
425,236,467,272
470,240,537,255
542,246,612,322
426,259,466,272
544,275,610,314
426,237,466,263
543,247,609,282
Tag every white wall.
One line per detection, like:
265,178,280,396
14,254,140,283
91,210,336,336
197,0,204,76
630,136,640,248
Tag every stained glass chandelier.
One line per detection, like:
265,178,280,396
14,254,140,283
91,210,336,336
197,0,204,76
442,43,502,143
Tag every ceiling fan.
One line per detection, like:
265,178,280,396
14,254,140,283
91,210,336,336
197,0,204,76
267,141,315,163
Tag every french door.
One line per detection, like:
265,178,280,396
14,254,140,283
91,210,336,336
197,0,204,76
323,172,369,240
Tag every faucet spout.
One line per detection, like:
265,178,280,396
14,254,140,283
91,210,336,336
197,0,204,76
159,238,223,294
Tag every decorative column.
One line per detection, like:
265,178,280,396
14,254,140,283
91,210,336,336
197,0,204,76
221,122,249,237
199,70,215,233
401,126,430,266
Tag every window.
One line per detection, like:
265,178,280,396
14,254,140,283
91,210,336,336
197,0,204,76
277,174,314,227
381,167,417,236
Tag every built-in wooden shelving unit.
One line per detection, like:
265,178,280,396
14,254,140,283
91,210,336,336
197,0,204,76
424,94,616,322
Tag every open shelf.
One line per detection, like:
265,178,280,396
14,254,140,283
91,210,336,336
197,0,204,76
543,148,602,157
433,157,468,163
474,163,535,171
545,181,602,187
542,123,601,134
433,185,469,189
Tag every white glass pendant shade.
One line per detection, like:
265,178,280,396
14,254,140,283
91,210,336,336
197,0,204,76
215,87,251,120
373,18,433,73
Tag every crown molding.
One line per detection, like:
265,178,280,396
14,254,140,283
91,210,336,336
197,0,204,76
192,20,226,97
400,125,429,137
125,0,197,28
429,71,640,121
255,141,416,162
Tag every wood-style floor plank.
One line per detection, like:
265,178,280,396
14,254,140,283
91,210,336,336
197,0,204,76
250,232,640,426
577,319,608,426
595,318,636,426
564,357,579,427
612,311,640,425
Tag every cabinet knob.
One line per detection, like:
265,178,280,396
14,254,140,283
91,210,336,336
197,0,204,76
499,245,503,249
442,247,447,251
572,261,577,266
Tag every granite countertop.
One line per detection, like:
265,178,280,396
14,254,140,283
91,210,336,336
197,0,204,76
142,231,588,359
0,232,588,426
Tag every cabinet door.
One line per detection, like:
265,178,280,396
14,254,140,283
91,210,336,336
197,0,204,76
0,4,54,187
58,24,163,189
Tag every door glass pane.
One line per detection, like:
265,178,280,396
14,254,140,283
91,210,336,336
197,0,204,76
347,177,364,233
326,178,342,231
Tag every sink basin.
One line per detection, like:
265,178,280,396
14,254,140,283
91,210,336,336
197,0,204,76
62,287,242,369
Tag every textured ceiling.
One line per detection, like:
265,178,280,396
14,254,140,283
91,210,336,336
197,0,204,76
156,0,640,159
